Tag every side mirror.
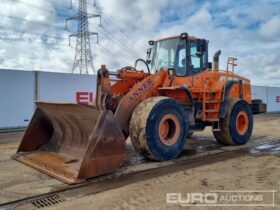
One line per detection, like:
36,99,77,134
197,39,207,53
148,40,154,46
180,32,188,39
146,48,152,64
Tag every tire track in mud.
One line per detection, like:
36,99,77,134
255,157,279,187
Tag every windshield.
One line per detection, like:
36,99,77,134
151,38,186,76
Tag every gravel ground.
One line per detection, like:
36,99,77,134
0,113,279,209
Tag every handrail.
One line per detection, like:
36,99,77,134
226,57,238,80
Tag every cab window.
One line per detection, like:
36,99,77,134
151,38,186,75
176,48,186,76
189,41,208,75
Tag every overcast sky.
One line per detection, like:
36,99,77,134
0,0,279,86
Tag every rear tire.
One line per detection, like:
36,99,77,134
129,97,188,160
213,99,253,145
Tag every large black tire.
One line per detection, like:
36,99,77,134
213,99,253,145
129,97,188,160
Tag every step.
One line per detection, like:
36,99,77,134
205,109,219,113
206,118,219,122
206,100,221,103
212,121,220,131
194,99,216,102
212,128,220,132
190,89,217,93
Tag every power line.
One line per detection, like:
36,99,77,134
101,17,136,44
0,36,130,69
1,25,67,40
46,0,73,10
98,46,131,66
0,36,69,48
92,4,139,43
89,2,143,58
101,21,142,57
0,39,132,72
16,0,70,17
98,31,136,60
99,11,138,43
0,31,102,50
98,26,142,59
86,1,141,54
0,14,66,32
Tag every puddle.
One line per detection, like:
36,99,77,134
249,142,280,156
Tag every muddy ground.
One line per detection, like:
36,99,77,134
0,113,279,210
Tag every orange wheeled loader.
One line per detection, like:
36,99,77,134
13,33,253,184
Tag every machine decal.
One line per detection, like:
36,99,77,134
276,96,280,103
129,79,153,101
76,92,93,105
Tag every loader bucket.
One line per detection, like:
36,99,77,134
12,102,126,184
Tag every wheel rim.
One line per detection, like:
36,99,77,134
236,111,249,135
158,114,181,145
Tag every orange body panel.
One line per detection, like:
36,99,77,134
161,68,251,120
109,67,251,125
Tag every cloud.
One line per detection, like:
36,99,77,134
187,4,212,28
0,0,279,86
259,15,280,39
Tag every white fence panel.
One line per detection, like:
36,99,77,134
251,86,268,104
1,70,279,129
267,87,280,112
0,70,34,128
38,72,96,104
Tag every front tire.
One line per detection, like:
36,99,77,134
130,97,188,160
213,99,253,145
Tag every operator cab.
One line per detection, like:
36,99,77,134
147,33,208,76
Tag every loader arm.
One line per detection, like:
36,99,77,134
95,66,168,136
95,66,150,111
95,65,112,111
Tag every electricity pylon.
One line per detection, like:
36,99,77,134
66,0,101,74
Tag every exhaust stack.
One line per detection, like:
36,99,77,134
213,50,221,71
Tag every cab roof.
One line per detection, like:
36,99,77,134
155,34,209,43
